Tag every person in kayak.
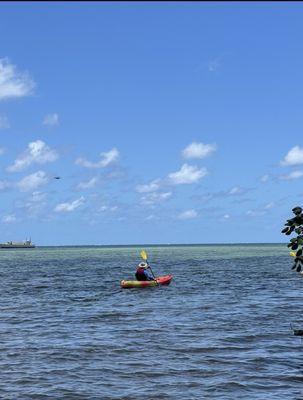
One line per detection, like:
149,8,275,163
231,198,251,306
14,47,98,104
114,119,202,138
135,262,155,281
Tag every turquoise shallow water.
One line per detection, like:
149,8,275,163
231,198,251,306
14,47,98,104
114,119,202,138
0,244,302,399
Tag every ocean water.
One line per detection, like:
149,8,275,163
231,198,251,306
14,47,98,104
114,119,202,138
0,244,302,399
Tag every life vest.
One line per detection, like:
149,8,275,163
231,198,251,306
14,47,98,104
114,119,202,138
136,267,147,281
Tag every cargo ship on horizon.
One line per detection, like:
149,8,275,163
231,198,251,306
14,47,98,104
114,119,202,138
0,239,35,249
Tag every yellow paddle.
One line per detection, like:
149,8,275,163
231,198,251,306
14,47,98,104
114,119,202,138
140,250,148,261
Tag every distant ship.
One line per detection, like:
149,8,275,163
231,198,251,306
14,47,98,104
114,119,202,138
0,239,35,249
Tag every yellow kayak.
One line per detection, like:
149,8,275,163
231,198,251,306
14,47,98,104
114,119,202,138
120,275,173,289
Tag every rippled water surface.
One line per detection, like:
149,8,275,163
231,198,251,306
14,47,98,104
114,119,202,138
0,244,302,399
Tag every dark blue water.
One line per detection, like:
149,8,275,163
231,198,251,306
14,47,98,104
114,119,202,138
0,245,302,399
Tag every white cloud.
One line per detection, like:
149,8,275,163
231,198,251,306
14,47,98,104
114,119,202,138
182,142,217,159
16,191,48,216
224,186,251,197
17,171,49,192
0,58,35,101
0,147,5,155
100,148,119,167
168,164,208,185
98,205,118,212
54,196,85,213
0,115,9,129
43,113,59,127
178,209,198,220
223,214,230,219
246,202,275,218
196,186,252,203
281,146,303,166
208,59,220,72
246,209,266,217
145,214,157,220
136,179,161,193
279,170,303,180
2,214,16,223
77,177,98,190
7,140,58,172
141,191,172,205
229,186,244,195
30,191,47,203
75,148,119,169
260,174,269,182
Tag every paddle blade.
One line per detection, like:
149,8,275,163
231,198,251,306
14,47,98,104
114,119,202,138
140,250,148,260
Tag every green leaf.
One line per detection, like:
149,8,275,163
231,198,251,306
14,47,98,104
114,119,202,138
292,206,302,215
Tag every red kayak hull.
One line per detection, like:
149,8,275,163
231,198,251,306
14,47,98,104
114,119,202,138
120,274,173,289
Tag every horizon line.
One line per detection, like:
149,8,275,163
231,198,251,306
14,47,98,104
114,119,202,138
31,242,288,248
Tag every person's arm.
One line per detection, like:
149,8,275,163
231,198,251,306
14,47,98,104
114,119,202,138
144,268,155,280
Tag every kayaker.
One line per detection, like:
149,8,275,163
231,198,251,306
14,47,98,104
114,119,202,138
135,262,155,281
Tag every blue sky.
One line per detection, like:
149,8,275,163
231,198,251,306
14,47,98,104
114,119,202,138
0,3,303,245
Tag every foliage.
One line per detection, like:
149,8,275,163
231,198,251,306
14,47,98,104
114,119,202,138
281,206,303,272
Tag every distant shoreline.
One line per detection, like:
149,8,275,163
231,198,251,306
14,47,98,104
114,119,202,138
31,243,287,248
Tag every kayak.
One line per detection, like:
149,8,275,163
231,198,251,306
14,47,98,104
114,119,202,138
120,274,173,289
121,274,173,289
